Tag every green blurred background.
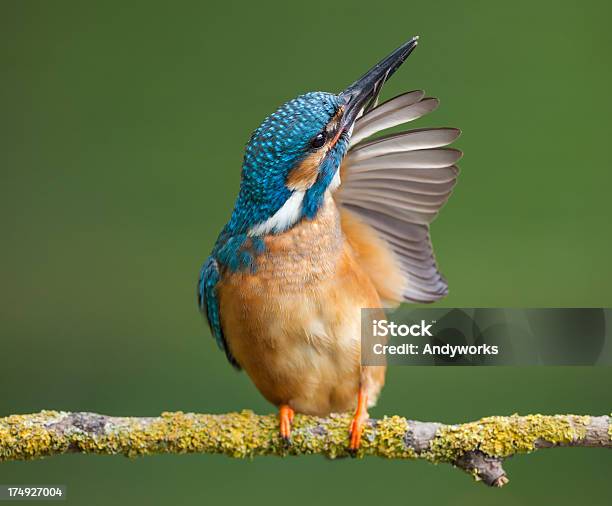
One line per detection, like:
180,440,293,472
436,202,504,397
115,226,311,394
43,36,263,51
1,0,611,504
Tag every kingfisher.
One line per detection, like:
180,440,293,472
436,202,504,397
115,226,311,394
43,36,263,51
197,36,461,449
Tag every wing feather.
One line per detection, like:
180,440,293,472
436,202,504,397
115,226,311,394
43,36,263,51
345,168,458,185
348,128,460,162
347,148,462,170
350,96,440,145
336,90,460,303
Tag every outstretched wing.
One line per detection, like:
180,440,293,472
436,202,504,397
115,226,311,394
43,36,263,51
197,256,240,368
335,90,461,303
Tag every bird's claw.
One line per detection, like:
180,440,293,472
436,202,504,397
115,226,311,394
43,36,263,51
349,416,365,451
348,389,368,451
279,405,295,443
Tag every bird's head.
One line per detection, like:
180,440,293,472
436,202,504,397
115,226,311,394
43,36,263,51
225,37,419,237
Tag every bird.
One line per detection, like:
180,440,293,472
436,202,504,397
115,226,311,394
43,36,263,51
197,36,461,449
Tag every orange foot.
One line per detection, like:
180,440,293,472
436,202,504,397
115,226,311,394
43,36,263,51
349,389,368,450
279,404,295,442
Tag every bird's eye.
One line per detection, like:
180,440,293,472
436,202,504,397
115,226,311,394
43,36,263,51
311,132,327,149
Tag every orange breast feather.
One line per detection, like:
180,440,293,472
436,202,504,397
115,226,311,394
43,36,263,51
214,196,387,415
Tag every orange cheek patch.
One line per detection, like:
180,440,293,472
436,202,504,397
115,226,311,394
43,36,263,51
286,150,326,191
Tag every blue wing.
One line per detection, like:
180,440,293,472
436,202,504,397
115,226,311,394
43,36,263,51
197,256,240,369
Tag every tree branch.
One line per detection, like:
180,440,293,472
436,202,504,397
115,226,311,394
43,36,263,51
1,410,610,486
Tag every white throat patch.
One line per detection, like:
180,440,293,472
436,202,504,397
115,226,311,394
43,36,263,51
248,190,305,236
329,168,341,192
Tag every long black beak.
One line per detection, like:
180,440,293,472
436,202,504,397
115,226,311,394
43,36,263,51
340,36,419,131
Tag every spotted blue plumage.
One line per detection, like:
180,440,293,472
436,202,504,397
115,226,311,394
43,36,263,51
197,91,348,367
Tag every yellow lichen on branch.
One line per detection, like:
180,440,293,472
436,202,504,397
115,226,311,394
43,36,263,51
0,410,610,487
429,414,590,460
